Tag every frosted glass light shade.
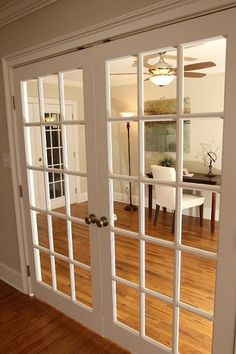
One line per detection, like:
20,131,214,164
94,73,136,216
149,75,175,87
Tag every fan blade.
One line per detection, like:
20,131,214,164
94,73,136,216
184,61,216,71
184,72,206,78
143,52,197,61
110,72,150,76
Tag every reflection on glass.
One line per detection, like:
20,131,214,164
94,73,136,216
143,48,177,114
25,79,40,123
48,172,65,211
63,69,84,120
109,56,137,117
183,118,223,181
55,258,71,297
145,296,173,348
116,282,139,331
43,75,60,111
115,234,139,284
184,37,226,113
72,223,90,266
179,309,213,354
111,121,138,176
145,243,174,297
39,252,52,287
24,127,42,167
28,169,46,210
52,216,68,257
45,124,63,169
68,175,88,219
112,179,139,233
180,252,216,314
145,181,176,240
34,211,49,249
74,266,93,307
182,188,220,253
65,124,86,173
144,120,176,174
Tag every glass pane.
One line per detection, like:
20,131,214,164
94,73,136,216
65,124,87,173
72,222,90,266
24,127,42,167
180,253,216,314
145,243,174,298
42,75,60,111
52,216,68,257
74,266,92,307
28,169,46,210
143,48,177,114
145,296,173,348
111,121,138,176
45,124,63,169
48,172,66,214
109,56,137,117
145,182,176,241
145,120,176,174
25,79,40,123
68,175,88,219
112,179,139,233
179,309,213,353
184,37,226,114
115,234,139,284
116,282,139,331
34,211,49,249
182,189,220,253
63,69,84,120
183,118,223,181
55,258,71,297
39,251,52,287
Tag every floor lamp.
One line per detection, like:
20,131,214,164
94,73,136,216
120,116,138,211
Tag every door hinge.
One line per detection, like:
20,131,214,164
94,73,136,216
26,265,30,277
19,185,23,198
75,187,78,194
73,151,75,158
12,96,16,110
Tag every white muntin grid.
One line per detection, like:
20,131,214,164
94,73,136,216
21,72,93,310
106,41,223,352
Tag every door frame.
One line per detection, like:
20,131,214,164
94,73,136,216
2,0,236,351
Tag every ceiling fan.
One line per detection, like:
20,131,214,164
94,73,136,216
144,52,216,86
110,52,216,87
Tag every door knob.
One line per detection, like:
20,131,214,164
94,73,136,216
96,216,109,228
85,214,97,225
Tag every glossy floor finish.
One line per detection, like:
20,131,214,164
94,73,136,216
36,201,218,353
0,280,130,354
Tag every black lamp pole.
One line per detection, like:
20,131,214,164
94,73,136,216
124,122,138,211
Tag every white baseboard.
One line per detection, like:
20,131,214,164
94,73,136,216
0,262,23,292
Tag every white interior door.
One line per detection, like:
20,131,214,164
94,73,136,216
13,49,104,334
94,8,236,354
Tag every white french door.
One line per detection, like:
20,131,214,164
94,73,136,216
94,8,236,354
12,7,236,354
13,49,104,334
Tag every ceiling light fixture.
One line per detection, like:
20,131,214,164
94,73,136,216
148,53,175,87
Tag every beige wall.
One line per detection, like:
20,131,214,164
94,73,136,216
0,0,159,272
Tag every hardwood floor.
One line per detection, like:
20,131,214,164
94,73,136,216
0,280,130,354
35,201,218,353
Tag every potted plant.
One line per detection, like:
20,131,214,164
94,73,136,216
159,155,175,167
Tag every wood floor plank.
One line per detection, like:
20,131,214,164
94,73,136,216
0,280,130,354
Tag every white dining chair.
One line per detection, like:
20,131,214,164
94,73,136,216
151,165,205,232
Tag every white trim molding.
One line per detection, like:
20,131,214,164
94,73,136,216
0,0,59,28
0,261,24,293
4,0,236,67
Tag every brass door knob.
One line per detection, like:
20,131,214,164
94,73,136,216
85,214,97,225
96,216,109,228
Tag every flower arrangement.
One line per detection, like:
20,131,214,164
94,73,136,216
159,155,175,167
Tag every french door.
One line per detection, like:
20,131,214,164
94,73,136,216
12,8,236,354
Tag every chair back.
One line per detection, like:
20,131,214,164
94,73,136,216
151,165,176,210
